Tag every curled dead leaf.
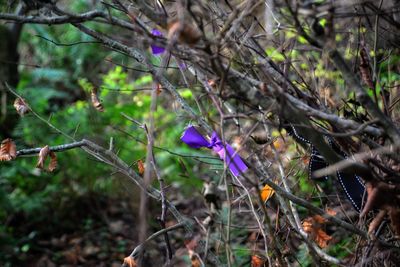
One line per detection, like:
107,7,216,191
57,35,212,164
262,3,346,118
137,160,145,176
314,229,332,248
302,213,332,248
167,20,201,45
0,138,17,161
325,208,337,217
13,97,30,116
90,89,104,112
302,218,314,233
313,215,327,224
36,145,57,172
48,152,57,172
36,145,50,169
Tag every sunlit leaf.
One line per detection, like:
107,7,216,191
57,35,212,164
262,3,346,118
260,184,275,203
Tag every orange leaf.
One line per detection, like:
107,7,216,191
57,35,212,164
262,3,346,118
137,160,145,176
13,97,30,116
0,138,17,161
48,152,57,172
90,89,104,112
251,255,266,267
302,214,332,248
315,229,332,248
325,208,337,217
301,155,310,165
313,215,327,224
302,218,314,233
123,256,137,267
260,184,275,203
188,249,202,267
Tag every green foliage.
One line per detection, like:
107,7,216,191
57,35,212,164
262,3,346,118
1,19,206,263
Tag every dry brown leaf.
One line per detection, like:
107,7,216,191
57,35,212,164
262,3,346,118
315,229,332,248
260,184,275,203
167,20,201,45
302,214,332,248
313,215,327,224
156,84,162,95
0,138,17,161
123,256,137,267
188,249,202,267
36,145,50,169
301,155,310,165
302,217,314,233
251,255,266,267
90,89,104,112
137,160,145,176
208,79,216,87
13,97,30,116
36,146,58,172
325,208,337,217
48,152,57,172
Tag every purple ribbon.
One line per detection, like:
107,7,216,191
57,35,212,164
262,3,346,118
181,126,248,176
151,29,165,55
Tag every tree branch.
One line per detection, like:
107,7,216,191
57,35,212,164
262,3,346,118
0,10,104,24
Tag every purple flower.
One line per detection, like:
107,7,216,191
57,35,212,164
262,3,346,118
151,29,165,55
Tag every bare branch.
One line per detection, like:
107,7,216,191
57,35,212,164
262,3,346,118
0,10,104,24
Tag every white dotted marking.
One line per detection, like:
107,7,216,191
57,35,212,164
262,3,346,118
336,171,361,212
290,124,311,144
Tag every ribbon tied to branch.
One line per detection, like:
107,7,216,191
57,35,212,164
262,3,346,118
181,126,248,176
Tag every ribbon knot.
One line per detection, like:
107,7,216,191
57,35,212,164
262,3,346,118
181,126,248,176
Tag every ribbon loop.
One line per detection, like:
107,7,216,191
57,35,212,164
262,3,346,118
181,126,248,176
